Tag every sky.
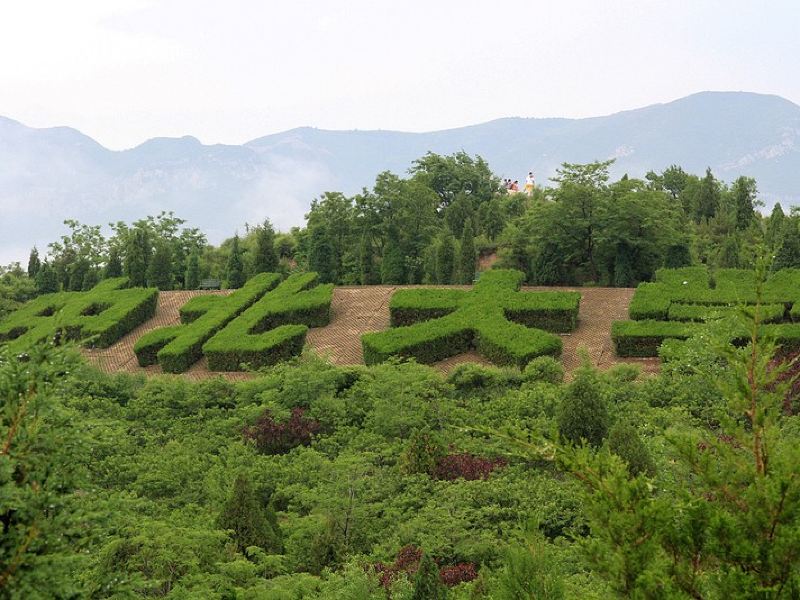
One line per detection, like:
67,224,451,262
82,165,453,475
1,0,799,150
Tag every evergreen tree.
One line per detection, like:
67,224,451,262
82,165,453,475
766,203,786,249
731,176,757,230
613,241,636,287
772,231,800,271
557,366,609,447
217,474,282,554
147,241,174,290
664,243,692,268
253,220,279,274
359,233,379,285
81,268,100,291
125,228,151,287
185,249,200,289
480,199,505,241
105,246,123,278
608,421,656,478
530,242,566,285
27,247,41,279
381,233,406,284
226,235,246,289
68,259,90,291
35,261,59,293
308,225,337,284
435,233,456,284
457,217,476,284
717,235,741,268
412,552,447,600
694,167,720,222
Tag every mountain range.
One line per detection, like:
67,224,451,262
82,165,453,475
1,90,799,264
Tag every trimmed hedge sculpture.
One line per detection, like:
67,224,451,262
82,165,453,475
362,269,580,368
134,273,280,372
203,272,333,371
613,267,800,357
0,277,157,353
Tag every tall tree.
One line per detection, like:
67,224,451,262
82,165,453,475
226,235,246,289
147,241,174,290
457,217,476,284
359,233,379,285
125,228,151,287
694,167,720,222
308,225,337,284
34,261,59,294
27,247,41,279
104,246,123,278
252,220,279,274
766,203,786,249
380,232,406,284
613,241,636,287
217,474,282,554
435,232,456,284
730,176,758,230
557,366,609,447
184,249,200,290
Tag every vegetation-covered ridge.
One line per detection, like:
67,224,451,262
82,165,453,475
612,266,800,356
362,269,579,367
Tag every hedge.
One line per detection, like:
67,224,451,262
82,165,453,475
667,303,785,324
612,320,697,357
792,301,800,322
0,278,157,353
363,269,572,368
134,273,280,372
202,272,333,371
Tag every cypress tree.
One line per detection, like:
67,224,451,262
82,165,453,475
253,220,279,274
435,233,456,284
613,241,636,287
81,268,100,291
664,243,691,268
694,167,720,222
27,247,41,279
217,474,282,554
608,421,656,478
35,262,59,294
412,552,447,600
766,203,786,249
226,235,246,289
185,249,200,290
717,235,741,269
772,231,800,272
125,228,151,287
731,176,757,231
68,259,90,291
457,217,476,284
557,366,609,447
381,234,406,284
147,241,174,290
105,247,123,278
530,242,565,285
308,225,337,283
359,233,379,285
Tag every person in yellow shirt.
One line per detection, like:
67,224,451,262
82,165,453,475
525,172,535,196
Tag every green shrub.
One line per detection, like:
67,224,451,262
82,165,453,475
667,303,785,323
523,356,565,384
202,272,333,371
134,273,280,372
364,270,576,368
557,366,609,447
608,421,656,477
611,321,696,357
0,278,157,353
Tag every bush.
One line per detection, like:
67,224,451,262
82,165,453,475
432,452,507,481
523,356,565,384
608,421,656,477
202,272,333,371
557,367,609,447
243,407,321,455
134,273,280,371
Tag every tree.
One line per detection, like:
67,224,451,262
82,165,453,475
664,243,692,268
411,552,447,600
766,203,786,248
435,233,456,284
147,241,174,290
530,242,565,285
104,247,123,278
226,234,246,289
34,261,59,294
694,167,720,222
556,366,608,447
457,217,476,284
185,249,200,290
772,231,800,271
359,233,379,285
27,247,41,279
253,220,279,274
308,225,337,284
494,530,565,600
381,233,406,285
217,474,282,554
125,228,151,287
607,421,656,477
717,234,741,268
730,176,758,230
410,150,499,209
612,241,636,287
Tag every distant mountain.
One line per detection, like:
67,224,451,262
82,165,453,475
1,91,799,264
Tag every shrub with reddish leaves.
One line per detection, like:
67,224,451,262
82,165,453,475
439,562,478,586
243,407,321,454
432,452,507,481
371,545,478,589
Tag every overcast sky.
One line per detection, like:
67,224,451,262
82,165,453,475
1,0,799,150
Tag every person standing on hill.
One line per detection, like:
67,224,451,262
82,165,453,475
525,171,535,196
510,180,520,192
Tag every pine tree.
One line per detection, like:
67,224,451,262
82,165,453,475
147,241,174,290
359,233,379,285
731,176,757,230
81,269,100,291
125,228,151,287
530,242,565,285
412,552,447,600
68,259,90,291
185,249,200,290
381,233,406,284
35,262,59,294
457,217,476,284
613,241,636,287
308,225,337,284
27,247,41,279
253,220,279,274
435,233,456,284
608,421,656,477
217,474,282,554
664,243,691,268
772,231,800,272
557,366,609,447
226,235,246,289
105,246,123,278
694,167,720,222
766,203,786,249
717,235,741,269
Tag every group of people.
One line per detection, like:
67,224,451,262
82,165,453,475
502,172,535,196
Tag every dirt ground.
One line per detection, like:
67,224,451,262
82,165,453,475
84,285,659,380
